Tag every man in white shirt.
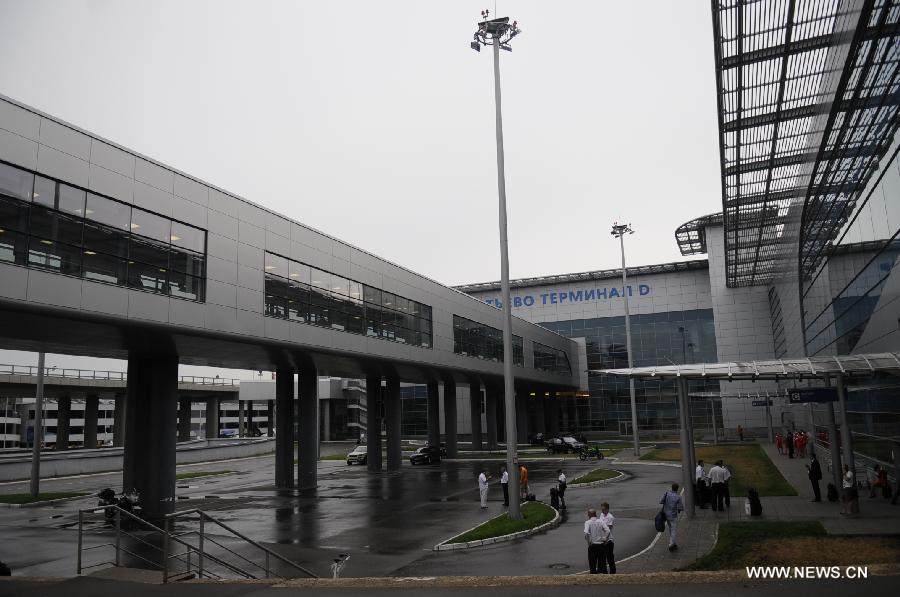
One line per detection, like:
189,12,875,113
695,459,708,508
599,502,616,574
583,509,610,574
500,466,509,507
557,469,567,510
478,469,491,509
709,460,728,511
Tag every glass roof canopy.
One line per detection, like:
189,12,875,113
712,0,900,287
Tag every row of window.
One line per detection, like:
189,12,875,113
264,252,433,347
0,162,207,301
533,341,572,375
452,315,525,366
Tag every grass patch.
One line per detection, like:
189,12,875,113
0,492,87,504
570,469,621,485
684,521,900,570
175,470,232,480
447,501,556,544
639,443,796,497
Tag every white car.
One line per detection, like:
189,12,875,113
346,445,368,465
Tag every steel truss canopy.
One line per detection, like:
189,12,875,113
676,213,724,255
593,352,900,380
712,0,900,287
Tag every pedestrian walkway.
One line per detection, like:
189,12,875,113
616,517,717,573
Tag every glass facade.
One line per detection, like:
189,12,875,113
263,252,433,347
0,161,206,301
400,385,428,436
540,309,719,433
452,315,524,366
802,132,900,357
532,341,571,375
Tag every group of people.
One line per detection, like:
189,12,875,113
775,429,810,459
583,503,616,574
694,459,732,511
478,464,565,509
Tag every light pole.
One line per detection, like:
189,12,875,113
471,10,523,520
611,223,640,457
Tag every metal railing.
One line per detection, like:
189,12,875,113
0,364,241,386
77,505,316,582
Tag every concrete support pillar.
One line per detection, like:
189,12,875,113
468,378,482,450
366,375,383,472
275,368,295,489
298,367,318,490
247,400,255,436
178,398,192,442
267,400,274,437
122,356,178,520
443,378,458,458
548,392,560,436
516,393,528,444
113,395,126,447
55,396,71,450
485,384,499,450
322,400,331,442
238,400,245,437
83,395,99,449
535,392,546,434
385,376,402,471
826,401,843,492
426,380,440,451
206,398,220,440
676,377,695,518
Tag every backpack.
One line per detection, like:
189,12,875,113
654,509,666,532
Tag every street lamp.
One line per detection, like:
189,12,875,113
471,9,523,520
611,223,640,457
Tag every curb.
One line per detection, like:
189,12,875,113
434,503,561,551
0,494,88,508
568,470,627,488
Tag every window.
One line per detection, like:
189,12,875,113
533,341,572,375
263,251,433,348
0,162,206,302
452,315,524,365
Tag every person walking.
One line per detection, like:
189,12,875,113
785,431,795,458
599,502,616,574
841,463,857,515
807,454,822,502
500,465,509,507
478,469,491,509
737,424,744,442
709,460,727,511
557,468,567,510
583,508,610,574
776,432,783,455
660,483,683,551
519,464,529,501
695,459,708,509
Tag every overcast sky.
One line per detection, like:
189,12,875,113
0,0,723,373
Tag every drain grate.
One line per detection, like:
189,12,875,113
548,563,570,570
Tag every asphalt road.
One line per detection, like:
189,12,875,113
0,451,674,579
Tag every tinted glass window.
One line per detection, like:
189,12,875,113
27,238,81,276
83,251,126,285
264,252,289,278
86,193,130,230
310,267,330,290
170,222,205,253
0,163,33,201
169,251,204,277
0,197,29,232
131,208,170,243
31,177,56,208
127,260,167,293
129,237,171,269
289,261,310,284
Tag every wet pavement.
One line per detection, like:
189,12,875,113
0,450,678,579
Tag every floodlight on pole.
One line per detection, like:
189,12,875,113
611,222,640,457
470,9,523,520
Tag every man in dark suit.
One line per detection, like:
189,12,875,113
807,454,822,502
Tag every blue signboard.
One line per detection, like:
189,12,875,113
788,388,837,404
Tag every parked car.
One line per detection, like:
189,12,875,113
529,432,545,446
410,446,442,465
346,445,368,465
546,436,586,454
425,441,447,456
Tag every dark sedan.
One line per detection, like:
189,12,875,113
410,446,442,465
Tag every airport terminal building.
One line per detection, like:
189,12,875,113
0,0,899,510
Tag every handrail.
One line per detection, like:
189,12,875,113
77,504,317,581
166,508,317,578
0,364,242,386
